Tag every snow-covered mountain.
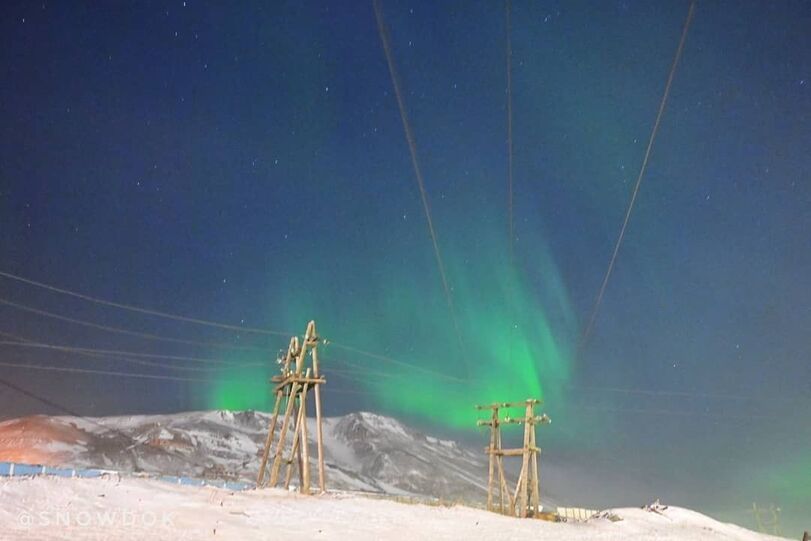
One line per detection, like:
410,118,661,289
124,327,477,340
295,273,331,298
0,410,495,501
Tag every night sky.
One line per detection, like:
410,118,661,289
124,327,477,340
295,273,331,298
1,0,809,534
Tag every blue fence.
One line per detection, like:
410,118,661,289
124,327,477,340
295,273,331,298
0,461,254,492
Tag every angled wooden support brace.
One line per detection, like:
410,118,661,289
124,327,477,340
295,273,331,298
269,381,301,486
257,390,283,486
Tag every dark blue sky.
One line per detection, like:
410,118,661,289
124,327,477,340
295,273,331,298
1,0,809,533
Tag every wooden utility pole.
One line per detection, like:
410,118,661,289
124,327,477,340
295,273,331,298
256,320,326,494
476,398,550,518
476,403,512,514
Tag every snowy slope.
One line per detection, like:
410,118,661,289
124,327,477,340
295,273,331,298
0,475,787,541
0,410,493,501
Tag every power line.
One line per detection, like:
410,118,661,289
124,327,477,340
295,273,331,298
0,330,28,343
0,340,243,366
0,297,470,381
0,331,455,392
0,297,274,352
570,384,750,401
580,0,697,347
505,0,517,367
568,384,810,406
1,359,782,421
0,310,469,385
0,362,381,397
0,361,218,383
0,269,452,382
326,341,467,383
372,0,469,377
0,282,466,382
10,188,760,410
323,360,425,381
0,329,261,373
0,341,381,394
570,403,780,421
328,370,380,386
505,0,515,274
0,269,291,337
9,342,787,423
325,360,469,387
10,328,792,419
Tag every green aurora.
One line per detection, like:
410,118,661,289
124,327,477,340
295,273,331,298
205,214,583,434
209,363,276,413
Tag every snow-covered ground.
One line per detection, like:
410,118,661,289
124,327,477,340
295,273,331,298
0,475,786,541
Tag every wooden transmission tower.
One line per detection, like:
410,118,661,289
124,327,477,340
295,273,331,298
748,503,783,537
476,398,550,518
256,320,326,494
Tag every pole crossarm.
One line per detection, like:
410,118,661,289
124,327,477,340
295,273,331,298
502,414,551,425
476,398,542,411
485,446,541,456
273,375,326,393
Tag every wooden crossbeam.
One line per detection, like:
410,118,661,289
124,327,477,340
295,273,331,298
502,414,551,425
485,446,541,456
475,399,542,411
502,399,542,408
273,376,326,393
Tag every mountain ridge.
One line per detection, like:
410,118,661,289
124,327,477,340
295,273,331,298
0,409,514,503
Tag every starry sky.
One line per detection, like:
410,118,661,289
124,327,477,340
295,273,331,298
1,0,809,534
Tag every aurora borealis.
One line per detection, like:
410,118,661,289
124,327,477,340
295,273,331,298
1,0,809,534
207,207,577,431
